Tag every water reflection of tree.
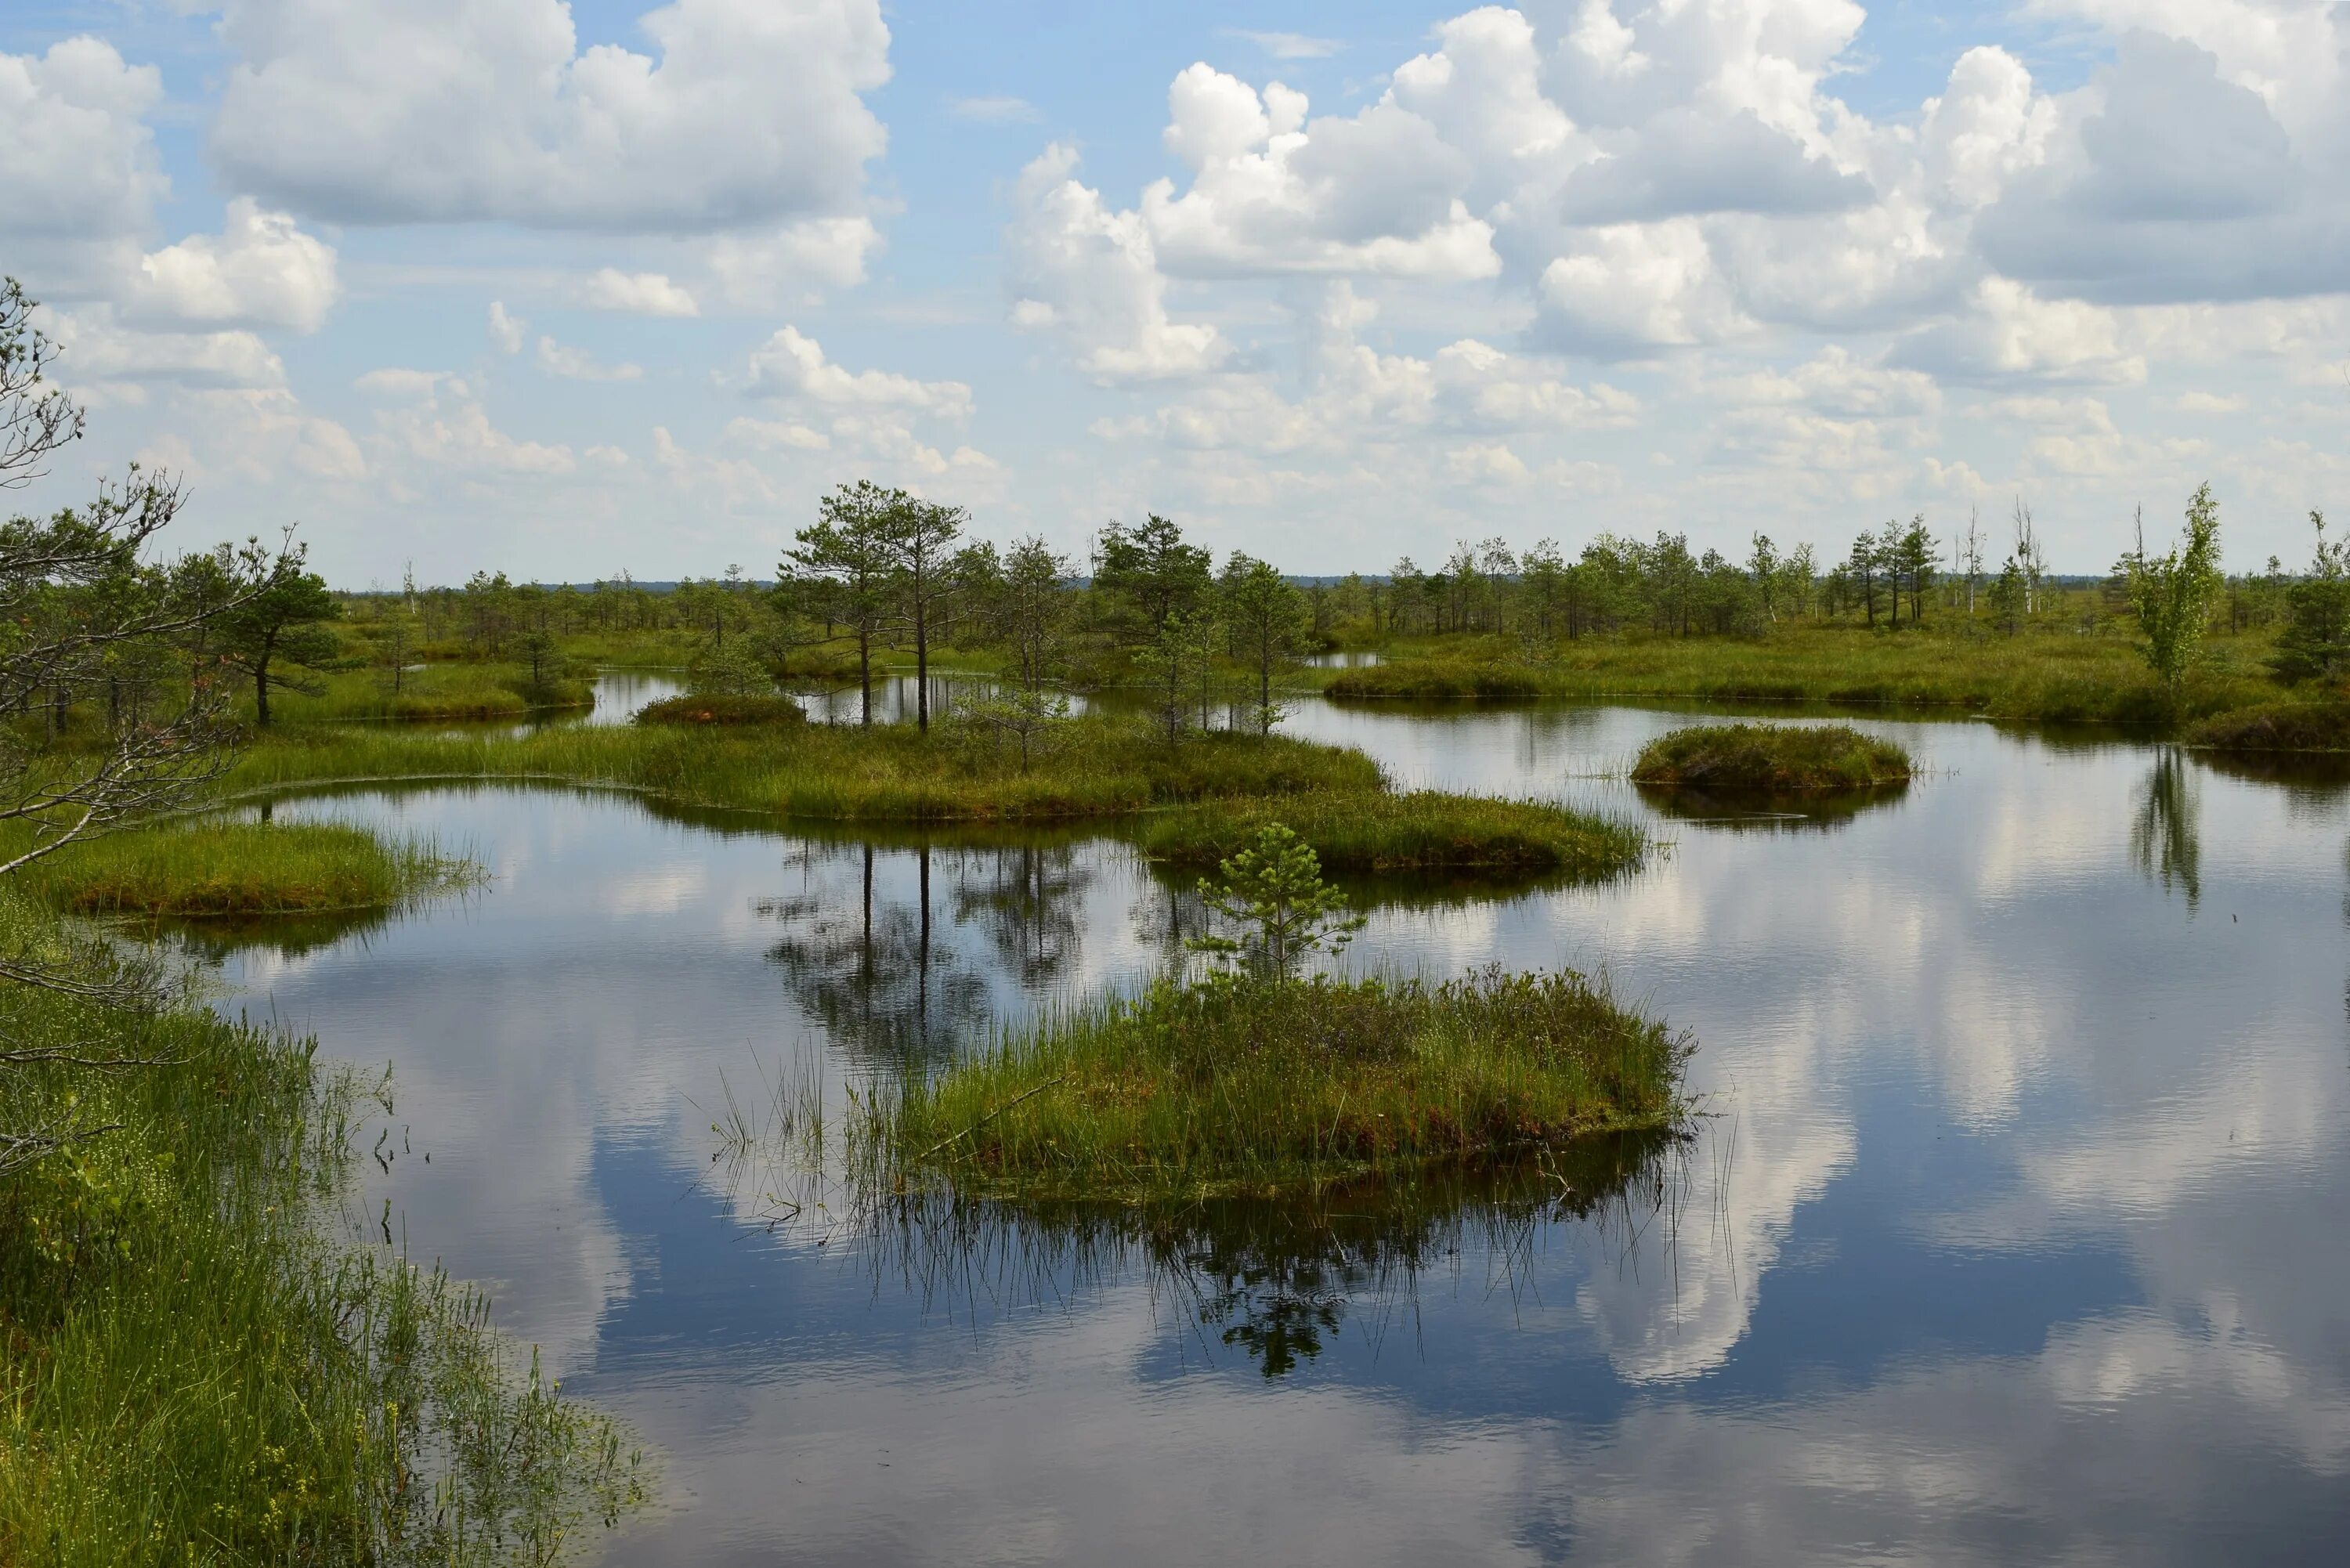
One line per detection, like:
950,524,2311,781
760,843,990,1065
849,1133,1672,1379
2131,750,2202,908
946,843,1090,988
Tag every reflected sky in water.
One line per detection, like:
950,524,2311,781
208,684,2350,1564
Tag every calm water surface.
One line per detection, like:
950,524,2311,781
208,675,2350,1564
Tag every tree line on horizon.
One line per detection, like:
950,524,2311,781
330,479,2350,719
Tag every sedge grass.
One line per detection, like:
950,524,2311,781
1631,723,1914,790
9,819,479,919
0,896,645,1563
884,966,1688,1203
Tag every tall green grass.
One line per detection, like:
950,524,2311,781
883,967,1688,1202
0,897,645,1563
1631,723,1914,789
11,820,479,918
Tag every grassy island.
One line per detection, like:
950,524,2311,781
1631,723,1914,791
270,666,594,724
634,692,808,727
221,718,1643,883
887,968,1687,1203
12,819,478,919
1318,627,2283,726
1135,789,1643,877
2184,700,2350,755
228,716,1381,823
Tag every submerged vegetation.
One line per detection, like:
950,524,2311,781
1632,723,1914,791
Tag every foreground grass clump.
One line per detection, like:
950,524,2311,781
1632,722,1913,789
889,968,1687,1202
0,898,645,1563
2184,699,2350,753
634,692,807,727
230,715,1381,823
11,819,477,917
1135,789,1644,877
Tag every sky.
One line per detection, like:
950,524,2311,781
3,0,2347,587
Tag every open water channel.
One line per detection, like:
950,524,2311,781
201,673,2350,1563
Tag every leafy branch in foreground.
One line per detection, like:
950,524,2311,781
0,277,297,1158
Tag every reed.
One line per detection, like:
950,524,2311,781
0,896,645,1563
9,819,478,918
1631,723,1914,789
884,966,1688,1202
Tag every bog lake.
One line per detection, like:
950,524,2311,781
198,672,2350,1564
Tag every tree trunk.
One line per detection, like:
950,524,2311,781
915,595,930,734
858,623,873,726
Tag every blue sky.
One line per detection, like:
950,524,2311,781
5,1,2345,585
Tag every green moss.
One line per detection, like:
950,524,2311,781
1631,723,1914,790
887,968,1688,1203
